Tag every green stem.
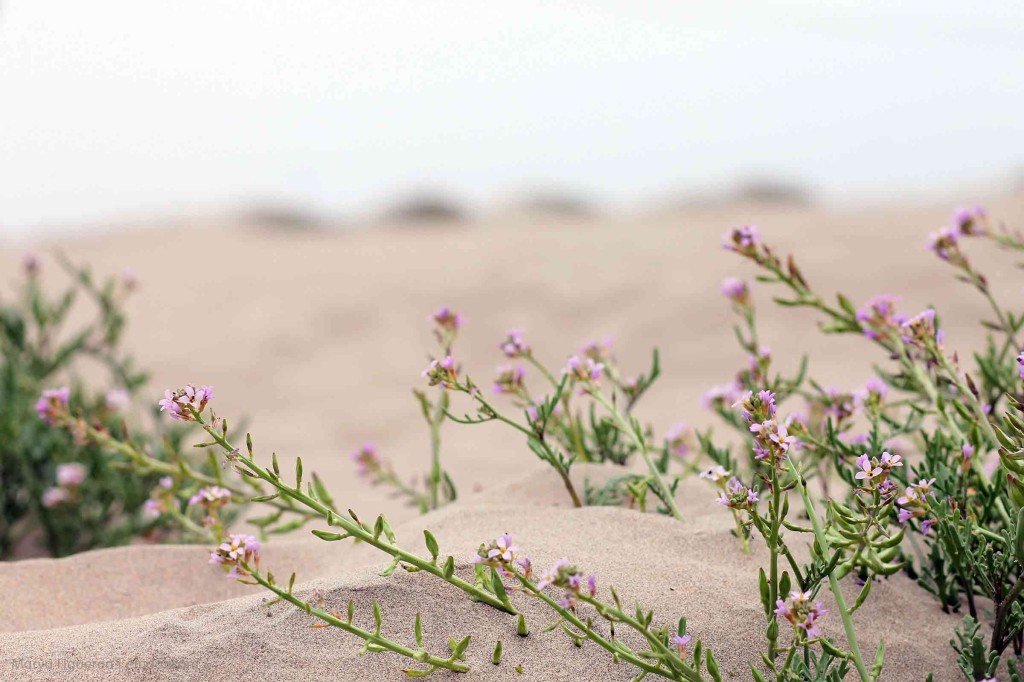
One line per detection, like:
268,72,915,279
785,456,872,682
507,567,702,682
248,569,469,673
592,391,684,521
193,412,517,615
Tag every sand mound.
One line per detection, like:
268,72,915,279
1,468,960,681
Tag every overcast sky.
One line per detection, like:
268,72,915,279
1,1,1022,233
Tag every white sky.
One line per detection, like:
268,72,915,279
1,1,1022,232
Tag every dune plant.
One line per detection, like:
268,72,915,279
0,253,180,557
34,205,1024,680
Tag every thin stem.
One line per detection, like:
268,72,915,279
248,569,469,673
506,567,702,682
192,412,517,615
591,390,684,521
785,456,872,682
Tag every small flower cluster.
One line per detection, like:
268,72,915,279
952,205,988,236
900,308,944,357
474,533,520,575
158,384,214,421
579,337,614,363
499,329,529,358
856,294,905,342
143,476,175,518
664,421,692,460
210,533,261,579
564,354,604,389
716,476,759,511
819,387,855,425
35,386,70,425
897,478,939,535
853,377,888,415
853,452,903,493
492,365,527,396
41,462,88,508
722,224,762,257
734,390,798,467
535,558,597,609
423,356,458,389
189,486,231,513
701,382,743,411
430,306,463,349
774,590,828,639
927,226,967,267
350,442,384,478
721,277,750,307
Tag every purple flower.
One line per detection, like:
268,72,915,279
105,388,131,410
669,634,693,658
35,387,70,425
121,267,139,292
856,294,903,341
189,486,231,510
920,519,936,535
158,384,214,422
499,329,529,358
56,463,87,487
854,454,882,481
699,465,730,483
143,498,165,518
41,487,70,508
722,225,761,254
350,443,383,478
1017,351,1024,380
431,307,463,332
587,574,597,597
854,378,887,413
579,337,614,362
721,277,750,305
210,534,261,579
665,421,691,459
564,355,604,386
701,382,742,411
927,226,961,263
487,534,518,563
23,252,42,277
774,590,828,640
952,206,987,236
492,365,527,395
423,356,458,389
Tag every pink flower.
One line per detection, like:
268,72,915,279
699,465,730,483
854,454,882,481
564,355,604,386
499,330,529,358
210,534,261,579
56,463,87,487
721,277,750,305
23,252,42,276
350,443,383,478
423,356,458,389
143,498,165,518
105,388,131,410
189,486,231,510
35,387,70,425
669,634,693,658
158,384,214,421
487,534,518,563
431,307,463,332
41,487,70,508
121,267,139,292
492,365,526,395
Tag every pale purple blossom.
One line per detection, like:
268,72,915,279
492,365,526,395
210,534,261,579
158,384,214,421
423,356,458,389
669,634,693,658
35,387,70,425
189,486,231,509
722,225,761,254
564,355,604,386
23,252,42,276
56,463,87,487
41,487,70,508
499,329,529,358
105,388,131,410
721,277,750,305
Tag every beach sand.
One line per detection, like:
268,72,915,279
3,192,1023,680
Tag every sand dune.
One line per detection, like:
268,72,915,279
3,193,1023,679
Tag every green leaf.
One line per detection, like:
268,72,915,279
414,613,423,647
424,530,440,563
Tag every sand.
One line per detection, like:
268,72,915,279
3,192,1023,680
